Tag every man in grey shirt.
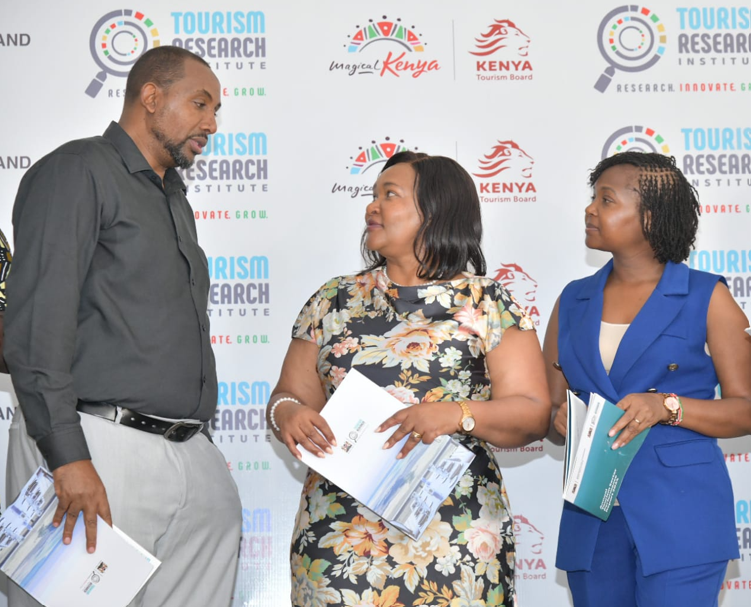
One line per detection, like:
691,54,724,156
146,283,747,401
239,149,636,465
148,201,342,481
5,46,241,607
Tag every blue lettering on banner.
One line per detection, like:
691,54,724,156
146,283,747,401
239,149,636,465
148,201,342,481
207,256,269,280
681,128,751,150
204,132,267,156
171,11,265,35
689,250,751,273
242,508,271,533
217,381,270,405
676,8,751,30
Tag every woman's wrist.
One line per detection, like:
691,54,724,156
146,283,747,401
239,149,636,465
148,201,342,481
268,395,302,432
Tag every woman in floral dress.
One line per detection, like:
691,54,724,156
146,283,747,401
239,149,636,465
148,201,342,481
268,152,550,607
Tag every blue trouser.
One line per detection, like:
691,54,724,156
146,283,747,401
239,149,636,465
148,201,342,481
567,507,728,607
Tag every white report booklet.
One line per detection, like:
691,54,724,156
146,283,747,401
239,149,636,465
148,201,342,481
0,467,160,607
299,368,475,540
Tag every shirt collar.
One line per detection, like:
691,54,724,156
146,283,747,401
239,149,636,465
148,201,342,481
103,121,187,194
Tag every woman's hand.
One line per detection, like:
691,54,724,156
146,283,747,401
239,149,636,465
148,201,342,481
376,402,461,460
274,399,337,460
609,392,668,449
553,399,568,438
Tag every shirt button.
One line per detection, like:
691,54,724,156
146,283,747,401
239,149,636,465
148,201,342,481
201,324,206,331
202,375,207,384
191,278,196,286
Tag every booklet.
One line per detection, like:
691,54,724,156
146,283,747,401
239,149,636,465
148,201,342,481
0,467,160,607
563,392,649,521
299,368,476,540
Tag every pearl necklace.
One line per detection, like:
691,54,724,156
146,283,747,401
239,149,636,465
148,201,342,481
383,267,437,288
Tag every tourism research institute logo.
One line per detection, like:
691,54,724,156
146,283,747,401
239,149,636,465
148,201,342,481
601,125,670,158
594,5,666,92
85,9,160,98
330,15,440,78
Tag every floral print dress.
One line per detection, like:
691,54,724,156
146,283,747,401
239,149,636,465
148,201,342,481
290,268,533,607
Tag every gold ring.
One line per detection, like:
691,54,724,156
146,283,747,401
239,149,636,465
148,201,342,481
633,418,641,424
412,432,422,440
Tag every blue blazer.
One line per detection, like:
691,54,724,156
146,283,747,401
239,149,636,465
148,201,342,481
556,260,739,576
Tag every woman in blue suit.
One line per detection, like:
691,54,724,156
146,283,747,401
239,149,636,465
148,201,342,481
544,152,751,607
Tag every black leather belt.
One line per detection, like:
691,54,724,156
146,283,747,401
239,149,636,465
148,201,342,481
76,402,204,442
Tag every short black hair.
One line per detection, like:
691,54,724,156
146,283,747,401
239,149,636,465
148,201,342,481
361,151,487,280
125,46,210,103
589,152,700,264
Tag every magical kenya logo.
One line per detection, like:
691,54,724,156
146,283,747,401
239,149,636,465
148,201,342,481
331,136,419,198
474,140,537,202
330,16,440,78
470,18,533,81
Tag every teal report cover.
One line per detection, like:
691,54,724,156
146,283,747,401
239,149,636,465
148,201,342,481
563,393,649,521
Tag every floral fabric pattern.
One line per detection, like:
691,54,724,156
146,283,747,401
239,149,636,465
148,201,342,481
290,268,533,607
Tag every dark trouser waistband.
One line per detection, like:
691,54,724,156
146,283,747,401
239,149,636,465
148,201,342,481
76,401,205,442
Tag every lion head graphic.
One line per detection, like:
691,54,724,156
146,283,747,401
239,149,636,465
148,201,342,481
514,514,544,555
494,263,538,305
470,19,530,57
474,141,535,179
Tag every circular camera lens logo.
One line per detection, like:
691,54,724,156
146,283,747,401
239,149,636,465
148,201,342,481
85,9,160,98
601,126,669,159
594,6,666,93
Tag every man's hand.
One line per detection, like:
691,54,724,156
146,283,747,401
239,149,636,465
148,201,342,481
52,460,112,553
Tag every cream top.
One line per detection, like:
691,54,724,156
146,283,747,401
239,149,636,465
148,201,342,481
600,321,630,374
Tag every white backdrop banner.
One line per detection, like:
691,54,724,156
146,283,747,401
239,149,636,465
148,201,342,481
0,1,749,606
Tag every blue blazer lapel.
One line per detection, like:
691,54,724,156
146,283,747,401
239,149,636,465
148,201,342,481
566,261,619,403
608,262,689,392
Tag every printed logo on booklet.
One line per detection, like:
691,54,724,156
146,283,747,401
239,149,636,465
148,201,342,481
470,18,533,81
330,16,440,78
473,140,537,203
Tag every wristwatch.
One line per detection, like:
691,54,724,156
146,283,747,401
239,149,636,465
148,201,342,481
660,393,682,426
456,401,476,434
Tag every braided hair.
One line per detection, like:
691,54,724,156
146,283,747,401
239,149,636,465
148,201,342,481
589,152,700,264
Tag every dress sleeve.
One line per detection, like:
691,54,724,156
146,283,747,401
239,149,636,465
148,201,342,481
291,277,340,347
484,280,535,353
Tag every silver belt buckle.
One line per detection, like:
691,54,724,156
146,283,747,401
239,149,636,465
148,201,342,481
164,421,203,442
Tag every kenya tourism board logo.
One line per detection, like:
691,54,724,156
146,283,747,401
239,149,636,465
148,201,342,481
330,16,440,78
331,136,419,199
473,140,537,202
494,263,541,326
470,18,533,81
601,125,670,158
594,5,666,92
513,514,548,582
85,9,161,98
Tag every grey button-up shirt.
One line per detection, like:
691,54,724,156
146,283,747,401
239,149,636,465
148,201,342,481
5,122,217,470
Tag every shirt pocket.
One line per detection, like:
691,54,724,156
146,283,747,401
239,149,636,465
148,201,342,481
655,439,716,467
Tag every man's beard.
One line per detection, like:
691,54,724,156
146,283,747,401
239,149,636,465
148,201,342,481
152,126,194,170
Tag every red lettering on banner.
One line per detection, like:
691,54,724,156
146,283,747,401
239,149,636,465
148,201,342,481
476,60,532,72
380,51,440,78
479,182,537,194
515,558,546,570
